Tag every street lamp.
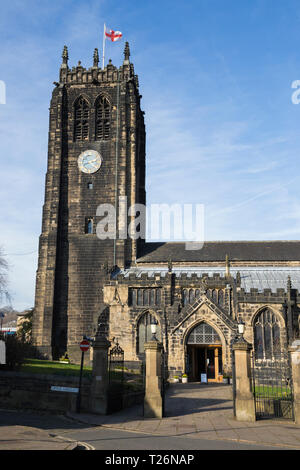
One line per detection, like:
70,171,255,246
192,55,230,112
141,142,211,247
151,318,158,341
237,317,245,337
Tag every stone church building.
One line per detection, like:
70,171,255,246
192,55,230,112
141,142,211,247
32,43,300,382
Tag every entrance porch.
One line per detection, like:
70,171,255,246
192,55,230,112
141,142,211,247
187,345,223,383
186,322,224,383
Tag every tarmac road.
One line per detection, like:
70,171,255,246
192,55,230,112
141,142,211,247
0,409,293,451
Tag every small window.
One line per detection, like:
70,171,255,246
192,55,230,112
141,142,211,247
87,182,93,189
85,218,93,234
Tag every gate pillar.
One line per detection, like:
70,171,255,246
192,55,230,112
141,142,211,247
289,341,300,424
233,339,256,422
89,330,111,414
144,340,164,419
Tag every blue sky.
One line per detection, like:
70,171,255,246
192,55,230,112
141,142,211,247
1,0,300,310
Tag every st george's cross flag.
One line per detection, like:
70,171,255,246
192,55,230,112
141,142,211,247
102,24,123,69
105,26,123,42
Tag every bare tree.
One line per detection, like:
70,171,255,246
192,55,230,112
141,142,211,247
0,246,10,304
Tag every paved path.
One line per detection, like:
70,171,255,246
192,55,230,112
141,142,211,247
68,383,300,449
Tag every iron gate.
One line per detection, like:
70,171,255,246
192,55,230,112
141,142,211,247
252,352,294,421
161,348,166,417
232,350,236,417
108,341,124,413
141,356,146,416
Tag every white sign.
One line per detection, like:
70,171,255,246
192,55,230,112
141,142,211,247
0,340,5,365
201,374,207,383
50,386,79,393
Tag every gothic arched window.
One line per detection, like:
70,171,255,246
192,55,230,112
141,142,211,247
137,313,161,354
254,309,282,359
95,96,111,140
187,322,221,345
74,97,90,141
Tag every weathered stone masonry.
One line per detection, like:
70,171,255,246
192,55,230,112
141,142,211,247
32,42,300,378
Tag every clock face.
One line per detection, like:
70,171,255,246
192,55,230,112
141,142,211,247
78,150,102,174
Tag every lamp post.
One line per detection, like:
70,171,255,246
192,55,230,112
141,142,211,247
237,317,245,338
151,318,158,341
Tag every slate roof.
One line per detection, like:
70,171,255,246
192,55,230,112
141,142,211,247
137,241,300,263
117,266,300,293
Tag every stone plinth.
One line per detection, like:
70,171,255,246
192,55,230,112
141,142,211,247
233,338,256,422
144,340,163,419
289,340,300,424
89,333,111,414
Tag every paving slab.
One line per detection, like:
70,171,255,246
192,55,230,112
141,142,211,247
67,382,300,449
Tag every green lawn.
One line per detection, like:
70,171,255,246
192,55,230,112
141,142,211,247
20,359,144,391
254,385,292,399
20,358,92,378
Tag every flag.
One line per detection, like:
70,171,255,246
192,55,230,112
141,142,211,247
105,27,123,42
102,24,123,69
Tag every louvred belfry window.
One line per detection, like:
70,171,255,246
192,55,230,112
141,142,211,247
74,97,90,141
95,96,111,140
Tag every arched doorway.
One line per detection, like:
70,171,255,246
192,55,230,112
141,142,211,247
186,322,223,383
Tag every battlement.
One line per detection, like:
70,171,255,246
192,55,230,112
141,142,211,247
58,43,139,88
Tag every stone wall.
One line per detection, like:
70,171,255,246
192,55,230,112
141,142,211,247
0,371,91,413
0,371,144,415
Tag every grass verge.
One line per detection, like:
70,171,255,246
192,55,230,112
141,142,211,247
20,358,92,378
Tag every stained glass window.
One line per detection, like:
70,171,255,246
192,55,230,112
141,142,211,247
187,323,221,345
254,309,281,359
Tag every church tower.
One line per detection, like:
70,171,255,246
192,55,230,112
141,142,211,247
32,43,146,361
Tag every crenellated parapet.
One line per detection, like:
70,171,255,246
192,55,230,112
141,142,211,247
58,43,139,89
236,287,298,303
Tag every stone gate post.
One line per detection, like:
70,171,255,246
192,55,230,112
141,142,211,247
144,340,164,419
289,340,300,424
89,330,111,414
233,338,256,422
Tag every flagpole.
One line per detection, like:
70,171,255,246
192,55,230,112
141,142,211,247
102,23,106,69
